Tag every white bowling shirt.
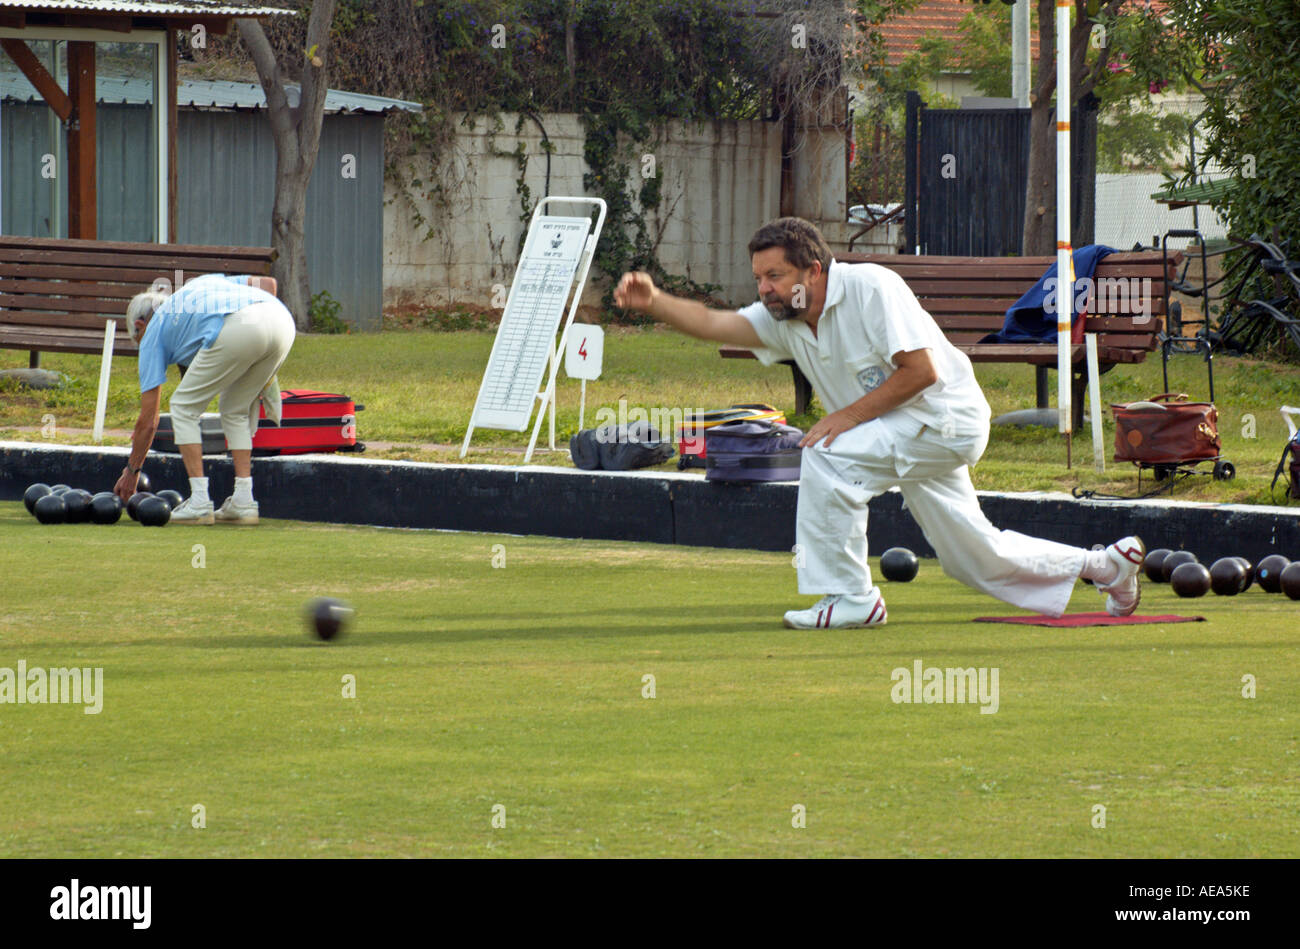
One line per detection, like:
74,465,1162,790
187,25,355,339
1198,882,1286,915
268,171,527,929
739,260,992,438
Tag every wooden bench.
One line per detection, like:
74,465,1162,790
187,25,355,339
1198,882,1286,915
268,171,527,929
0,235,276,367
721,250,1179,426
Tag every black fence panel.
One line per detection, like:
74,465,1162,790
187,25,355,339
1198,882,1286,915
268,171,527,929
906,95,1097,256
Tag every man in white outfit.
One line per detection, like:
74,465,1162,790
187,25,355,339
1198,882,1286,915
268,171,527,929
114,273,296,525
614,217,1144,628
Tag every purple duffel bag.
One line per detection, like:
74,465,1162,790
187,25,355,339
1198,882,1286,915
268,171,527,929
704,420,805,482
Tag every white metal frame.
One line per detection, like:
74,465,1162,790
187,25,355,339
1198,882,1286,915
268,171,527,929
461,196,607,463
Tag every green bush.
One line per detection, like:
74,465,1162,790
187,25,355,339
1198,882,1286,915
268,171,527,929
308,290,350,335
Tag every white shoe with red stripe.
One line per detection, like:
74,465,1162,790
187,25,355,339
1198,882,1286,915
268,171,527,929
783,589,888,629
1098,535,1145,617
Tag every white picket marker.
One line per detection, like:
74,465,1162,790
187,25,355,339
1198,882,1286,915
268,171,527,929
92,319,117,442
564,324,604,431
1086,332,1104,472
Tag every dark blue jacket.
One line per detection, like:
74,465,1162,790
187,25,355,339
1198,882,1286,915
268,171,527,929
983,245,1117,343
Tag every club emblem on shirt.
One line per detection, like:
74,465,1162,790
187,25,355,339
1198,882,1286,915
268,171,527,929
857,366,886,393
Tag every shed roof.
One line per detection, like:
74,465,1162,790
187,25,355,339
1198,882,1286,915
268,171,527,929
0,74,423,113
0,1,292,14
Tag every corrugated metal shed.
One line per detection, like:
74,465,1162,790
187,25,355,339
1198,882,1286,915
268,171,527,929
0,75,422,115
0,2,294,14
1,78,419,329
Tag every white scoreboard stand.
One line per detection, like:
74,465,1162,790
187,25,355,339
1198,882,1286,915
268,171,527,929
460,197,607,462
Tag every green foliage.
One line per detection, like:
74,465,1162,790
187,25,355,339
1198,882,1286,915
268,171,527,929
1121,0,1300,356
308,290,349,334
848,0,1196,205
1125,1,1300,248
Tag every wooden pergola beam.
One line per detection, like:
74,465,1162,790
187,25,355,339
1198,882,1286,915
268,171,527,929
67,40,96,239
0,37,72,120
167,25,178,243
60,14,133,33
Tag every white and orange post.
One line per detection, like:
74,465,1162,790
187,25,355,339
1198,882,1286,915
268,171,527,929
1055,0,1101,470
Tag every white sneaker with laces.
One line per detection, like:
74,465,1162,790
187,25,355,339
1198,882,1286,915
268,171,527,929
215,496,259,525
1098,535,1145,616
783,589,888,629
169,496,215,525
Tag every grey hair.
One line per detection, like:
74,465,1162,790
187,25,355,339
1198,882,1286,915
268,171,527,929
125,291,169,343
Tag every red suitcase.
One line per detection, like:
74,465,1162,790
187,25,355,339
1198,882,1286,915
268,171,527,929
254,389,363,455
152,390,364,455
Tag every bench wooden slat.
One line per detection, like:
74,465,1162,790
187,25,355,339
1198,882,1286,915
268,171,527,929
0,234,276,260
947,332,1158,350
0,278,139,299
0,247,274,274
0,293,133,314
840,250,1173,266
0,310,128,329
959,343,1147,365
1084,316,1163,333
0,262,222,283
0,327,139,356
904,279,1058,296
853,261,1177,283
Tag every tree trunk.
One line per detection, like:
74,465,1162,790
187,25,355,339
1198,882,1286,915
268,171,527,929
237,1,337,330
1022,0,1058,257
1022,0,1118,257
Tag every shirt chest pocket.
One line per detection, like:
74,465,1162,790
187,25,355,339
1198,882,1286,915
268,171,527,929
848,355,890,395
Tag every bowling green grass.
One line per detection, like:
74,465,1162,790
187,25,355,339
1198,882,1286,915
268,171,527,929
2,328,1299,503
0,502,1297,858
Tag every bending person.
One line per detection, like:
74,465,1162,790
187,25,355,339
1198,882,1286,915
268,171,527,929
114,274,295,525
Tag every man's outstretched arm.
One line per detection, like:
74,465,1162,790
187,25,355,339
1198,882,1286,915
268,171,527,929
614,271,764,348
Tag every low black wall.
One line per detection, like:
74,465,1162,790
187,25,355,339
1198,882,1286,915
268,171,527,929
2,442,1298,563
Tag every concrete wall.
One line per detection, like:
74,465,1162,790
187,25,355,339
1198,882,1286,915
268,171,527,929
383,113,786,310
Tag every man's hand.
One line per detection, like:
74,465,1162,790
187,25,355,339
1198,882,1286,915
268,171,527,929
614,272,657,313
613,272,764,347
113,468,139,503
799,408,864,449
117,385,162,501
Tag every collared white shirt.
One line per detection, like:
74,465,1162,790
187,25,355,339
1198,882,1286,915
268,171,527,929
739,260,991,437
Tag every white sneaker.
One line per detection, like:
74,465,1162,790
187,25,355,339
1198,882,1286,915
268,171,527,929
783,589,888,629
1098,535,1145,616
169,496,215,525
215,496,259,525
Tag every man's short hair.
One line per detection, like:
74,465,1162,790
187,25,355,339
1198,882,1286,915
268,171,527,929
747,217,833,271
125,291,168,344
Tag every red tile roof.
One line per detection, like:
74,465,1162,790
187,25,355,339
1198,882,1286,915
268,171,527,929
875,0,1169,70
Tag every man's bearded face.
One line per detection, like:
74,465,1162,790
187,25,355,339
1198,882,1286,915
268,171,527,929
752,248,813,321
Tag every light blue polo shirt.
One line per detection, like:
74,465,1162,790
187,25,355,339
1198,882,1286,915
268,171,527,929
137,274,278,393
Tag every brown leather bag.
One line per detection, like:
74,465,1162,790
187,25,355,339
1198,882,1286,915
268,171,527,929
1111,392,1221,464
